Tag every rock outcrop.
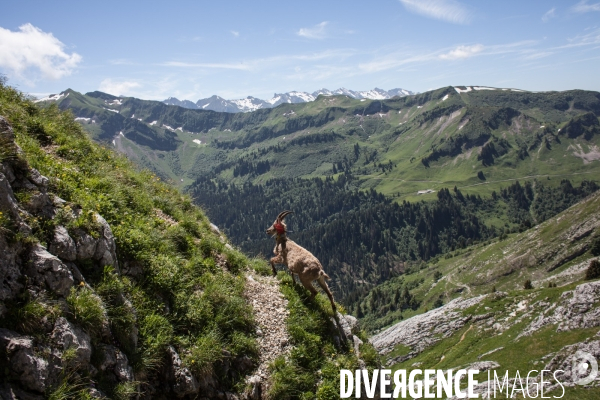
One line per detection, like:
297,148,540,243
370,294,488,362
0,117,135,398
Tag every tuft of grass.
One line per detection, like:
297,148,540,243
184,329,224,375
138,313,173,372
66,286,106,337
113,381,139,400
248,257,272,276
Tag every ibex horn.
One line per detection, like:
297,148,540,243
277,210,293,221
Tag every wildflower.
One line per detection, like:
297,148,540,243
80,281,85,287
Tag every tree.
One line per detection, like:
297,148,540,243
585,259,600,280
523,279,533,290
477,171,486,180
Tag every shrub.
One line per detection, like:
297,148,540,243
585,259,600,280
433,271,443,281
523,279,533,290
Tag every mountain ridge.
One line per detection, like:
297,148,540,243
162,87,416,112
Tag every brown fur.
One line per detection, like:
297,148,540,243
266,213,336,312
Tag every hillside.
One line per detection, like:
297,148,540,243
41,85,600,308
0,81,375,399
42,86,600,200
367,191,600,398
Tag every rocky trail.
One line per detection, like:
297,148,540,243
244,274,291,397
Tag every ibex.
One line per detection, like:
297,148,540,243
266,211,337,312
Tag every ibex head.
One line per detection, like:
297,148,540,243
266,210,293,236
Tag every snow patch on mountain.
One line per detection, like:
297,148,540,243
163,87,415,113
34,92,69,103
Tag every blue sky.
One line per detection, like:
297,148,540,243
1,0,600,101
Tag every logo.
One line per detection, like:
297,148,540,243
572,350,598,386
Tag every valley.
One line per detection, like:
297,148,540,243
32,84,600,398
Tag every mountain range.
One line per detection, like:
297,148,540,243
163,87,415,112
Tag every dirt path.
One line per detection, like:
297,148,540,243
446,273,472,296
245,273,291,392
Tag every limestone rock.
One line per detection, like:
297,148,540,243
73,228,97,261
343,314,360,334
26,244,74,296
544,339,600,388
98,344,134,382
94,214,118,268
0,329,48,393
0,172,21,221
166,345,200,397
0,233,23,301
51,317,92,366
370,294,488,360
520,281,600,338
28,168,48,189
48,225,77,261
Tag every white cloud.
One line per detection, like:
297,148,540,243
522,51,554,60
297,21,329,40
231,30,239,37
558,27,600,48
161,49,356,72
572,0,600,13
0,23,81,82
161,61,252,70
98,79,141,96
439,44,484,60
399,0,472,24
542,7,556,22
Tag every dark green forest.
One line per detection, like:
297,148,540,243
189,173,598,306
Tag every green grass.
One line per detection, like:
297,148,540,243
381,275,600,399
66,286,107,338
0,79,261,395
268,272,380,400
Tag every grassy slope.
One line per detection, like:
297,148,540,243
2,81,262,396
359,190,600,331
366,192,600,399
